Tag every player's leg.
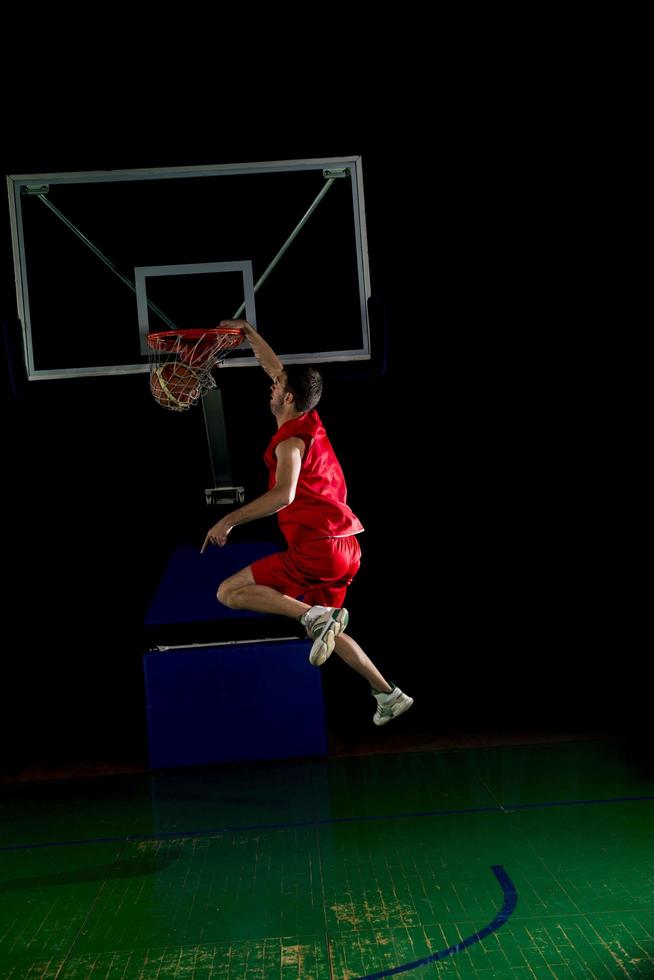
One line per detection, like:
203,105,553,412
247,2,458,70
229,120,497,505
305,538,414,724
298,537,360,665
218,560,357,678
300,532,383,678
304,579,391,688
217,545,355,668
330,631,391,690
217,564,310,619
332,633,414,725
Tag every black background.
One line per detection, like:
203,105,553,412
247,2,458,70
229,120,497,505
0,77,633,779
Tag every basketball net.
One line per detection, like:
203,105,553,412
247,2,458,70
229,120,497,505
146,327,244,411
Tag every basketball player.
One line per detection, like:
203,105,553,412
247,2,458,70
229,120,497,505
201,319,413,726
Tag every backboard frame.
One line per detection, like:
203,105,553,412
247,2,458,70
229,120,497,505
6,157,372,381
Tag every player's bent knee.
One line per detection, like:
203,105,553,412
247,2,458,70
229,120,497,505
217,580,238,608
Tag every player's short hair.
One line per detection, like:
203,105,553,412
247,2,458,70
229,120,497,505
283,365,323,413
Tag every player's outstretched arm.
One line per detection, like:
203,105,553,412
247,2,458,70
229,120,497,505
219,319,283,380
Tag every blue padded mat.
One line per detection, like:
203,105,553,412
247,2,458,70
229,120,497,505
143,638,327,767
145,542,281,625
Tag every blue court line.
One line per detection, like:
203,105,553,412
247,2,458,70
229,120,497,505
357,865,517,979
1,794,653,853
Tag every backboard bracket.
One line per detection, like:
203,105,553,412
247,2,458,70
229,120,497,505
205,487,245,506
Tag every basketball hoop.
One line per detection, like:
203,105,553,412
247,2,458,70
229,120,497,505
146,327,244,411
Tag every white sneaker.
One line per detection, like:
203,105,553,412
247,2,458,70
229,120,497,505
372,687,414,726
306,607,349,666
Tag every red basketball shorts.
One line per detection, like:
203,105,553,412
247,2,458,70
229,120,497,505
251,534,361,607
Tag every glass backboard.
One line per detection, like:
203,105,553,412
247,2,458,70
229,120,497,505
6,157,372,380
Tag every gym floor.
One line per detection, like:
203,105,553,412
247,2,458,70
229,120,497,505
1,736,653,979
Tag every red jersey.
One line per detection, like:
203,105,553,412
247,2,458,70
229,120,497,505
264,409,364,544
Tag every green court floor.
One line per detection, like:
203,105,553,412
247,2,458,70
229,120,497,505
1,739,653,978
